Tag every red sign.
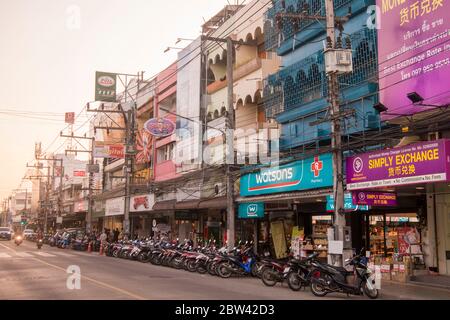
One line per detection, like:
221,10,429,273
397,227,420,255
109,145,125,159
65,112,75,124
73,171,86,177
133,196,150,210
311,156,323,178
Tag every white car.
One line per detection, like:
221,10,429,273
23,229,35,239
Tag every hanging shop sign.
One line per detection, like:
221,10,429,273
326,193,369,212
95,71,117,102
74,200,88,213
240,153,333,197
352,191,397,207
346,139,450,190
105,197,125,216
93,144,125,159
144,118,176,137
73,170,86,177
130,194,155,212
377,0,450,120
238,202,265,219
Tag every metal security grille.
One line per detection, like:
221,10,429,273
262,28,378,119
264,0,353,52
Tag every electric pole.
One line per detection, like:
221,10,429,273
62,133,95,233
275,1,353,266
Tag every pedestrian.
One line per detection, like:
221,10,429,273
113,228,119,242
99,229,107,244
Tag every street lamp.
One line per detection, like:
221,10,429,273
407,91,446,108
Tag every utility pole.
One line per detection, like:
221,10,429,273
276,1,353,266
199,35,256,250
225,38,235,250
62,133,95,233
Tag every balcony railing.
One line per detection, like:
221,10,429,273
262,28,377,118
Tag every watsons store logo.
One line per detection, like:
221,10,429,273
240,153,333,197
255,168,293,184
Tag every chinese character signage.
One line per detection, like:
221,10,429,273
238,202,265,219
95,71,117,102
352,191,397,207
377,0,450,120
326,193,369,212
240,154,333,197
346,139,450,190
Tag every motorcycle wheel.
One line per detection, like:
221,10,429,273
186,260,197,272
196,261,207,274
251,263,260,278
217,262,233,279
287,271,302,291
207,262,216,276
137,252,147,263
363,281,379,299
172,257,183,269
310,271,329,297
112,249,119,258
261,268,279,287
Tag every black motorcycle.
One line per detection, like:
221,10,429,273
309,249,378,299
285,252,319,291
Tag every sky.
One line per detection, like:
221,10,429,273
0,0,231,201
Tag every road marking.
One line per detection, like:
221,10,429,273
52,252,75,257
15,252,33,258
0,253,12,258
32,258,147,300
34,252,56,257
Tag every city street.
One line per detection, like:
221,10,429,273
0,240,449,300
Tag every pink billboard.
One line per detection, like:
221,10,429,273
377,0,450,119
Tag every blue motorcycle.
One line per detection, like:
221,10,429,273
216,242,259,278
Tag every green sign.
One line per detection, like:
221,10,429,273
238,202,265,219
95,71,117,102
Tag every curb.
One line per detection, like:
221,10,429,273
382,279,450,292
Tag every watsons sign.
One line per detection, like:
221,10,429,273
240,153,333,197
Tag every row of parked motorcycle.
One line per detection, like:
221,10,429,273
102,238,379,299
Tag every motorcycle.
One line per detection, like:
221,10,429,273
14,235,23,246
260,257,291,287
309,249,378,299
285,253,319,291
216,242,259,278
37,239,43,249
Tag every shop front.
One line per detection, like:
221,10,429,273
130,193,155,239
346,139,450,277
104,197,124,232
238,153,334,259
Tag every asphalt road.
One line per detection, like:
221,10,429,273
0,240,449,300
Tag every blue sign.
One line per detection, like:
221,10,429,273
238,202,265,219
240,154,333,197
326,193,369,212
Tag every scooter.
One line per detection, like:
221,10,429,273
309,248,378,299
14,235,23,246
37,239,43,249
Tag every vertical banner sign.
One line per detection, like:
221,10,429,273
65,112,75,124
95,71,117,102
377,0,450,120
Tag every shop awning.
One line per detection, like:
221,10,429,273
198,196,227,209
235,188,333,203
152,200,176,211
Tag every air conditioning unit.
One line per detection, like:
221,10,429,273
324,49,353,74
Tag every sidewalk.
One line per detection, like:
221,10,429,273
409,274,450,290
380,279,450,300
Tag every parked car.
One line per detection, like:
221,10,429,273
0,227,13,240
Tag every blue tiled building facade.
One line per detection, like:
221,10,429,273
263,0,379,151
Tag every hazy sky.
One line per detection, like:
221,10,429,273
0,0,229,201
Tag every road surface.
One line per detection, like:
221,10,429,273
0,240,449,300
